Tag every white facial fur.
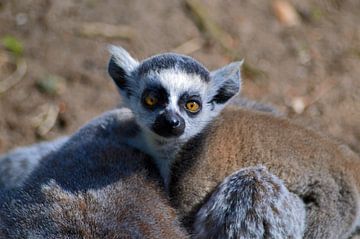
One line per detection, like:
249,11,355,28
128,69,217,142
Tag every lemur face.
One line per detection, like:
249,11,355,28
133,68,206,139
108,46,242,141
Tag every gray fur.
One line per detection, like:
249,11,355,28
14,108,142,192
0,137,69,190
0,109,188,238
193,166,306,239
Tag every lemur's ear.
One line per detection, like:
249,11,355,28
209,60,243,107
108,45,139,90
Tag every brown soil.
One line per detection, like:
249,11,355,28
0,0,359,157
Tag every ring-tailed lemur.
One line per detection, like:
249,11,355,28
0,47,303,238
2,46,360,238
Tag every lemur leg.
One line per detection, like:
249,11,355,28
0,136,69,190
193,166,306,239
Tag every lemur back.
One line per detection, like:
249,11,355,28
0,137,69,190
170,106,360,239
0,109,188,238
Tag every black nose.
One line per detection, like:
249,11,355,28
168,117,180,128
152,110,185,138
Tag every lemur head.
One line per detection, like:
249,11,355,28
108,46,242,142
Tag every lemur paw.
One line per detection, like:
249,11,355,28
193,166,306,239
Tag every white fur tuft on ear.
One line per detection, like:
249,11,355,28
108,45,139,73
208,60,243,106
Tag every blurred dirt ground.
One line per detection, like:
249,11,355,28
0,0,359,154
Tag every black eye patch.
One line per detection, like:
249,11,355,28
178,93,202,116
141,84,169,110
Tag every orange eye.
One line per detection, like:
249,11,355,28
185,101,200,113
144,95,158,106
